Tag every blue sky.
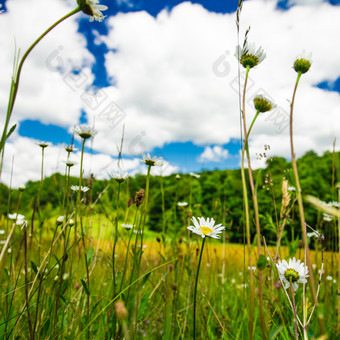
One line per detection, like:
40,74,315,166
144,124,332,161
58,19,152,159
1,0,340,186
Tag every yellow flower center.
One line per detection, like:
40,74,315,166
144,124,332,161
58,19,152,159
199,226,213,235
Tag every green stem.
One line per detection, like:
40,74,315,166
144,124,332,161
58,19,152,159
78,138,90,340
290,281,299,340
240,66,254,340
289,72,324,334
193,237,206,340
0,7,81,158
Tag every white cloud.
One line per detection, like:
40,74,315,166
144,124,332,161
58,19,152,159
1,0,340,185
198,145,229,163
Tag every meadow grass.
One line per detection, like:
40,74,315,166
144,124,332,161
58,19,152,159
0,1,339,339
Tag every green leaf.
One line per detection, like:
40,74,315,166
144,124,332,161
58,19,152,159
81,279,90,296
87,247,94,266
5,124,16,140
257,254,267,270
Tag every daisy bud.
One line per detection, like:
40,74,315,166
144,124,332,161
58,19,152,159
294,53,312,74
253,95,276,113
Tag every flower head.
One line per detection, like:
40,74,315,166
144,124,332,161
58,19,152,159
65,160,77,168
178,202,188,207
65,145,77,153
189,172,200,179
71,185,89,193
141,153,163,167
294,52,312,74
74,125,97,140
112,171,129,183
77,0,108,22
276,257,309,291
121,223,134,230
37,141,50,149
235,42,266,69
253,95,276,113
8,213,25,221
187,216,225,239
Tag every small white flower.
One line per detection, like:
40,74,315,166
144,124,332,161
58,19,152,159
63,273,69,280
231,278,236,284
187,216,225,239
235,41,266,69
276,257,309,292
8,213,25,221
248,266,256,271
74,125,97,139
8,248,12,253
327,201,339,208
178,202,188,207
312,263,317,270
323,214,333,222
0,230,5,235
57,216,65,224
326,275,333,281
78,0,108,22
288,186,296,192
189,172,200,179
121,224,134,230
141,153,163,167
71,185,89,193
112,171,129,183
36,141,50,148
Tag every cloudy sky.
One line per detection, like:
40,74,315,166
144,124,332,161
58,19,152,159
0,0,340,187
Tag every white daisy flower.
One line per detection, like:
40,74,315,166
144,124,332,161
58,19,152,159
36,141,50,148
326,275,333,281
248,266,256,271
141,153,163,167
276,257,309,292
74,125,97,140
121,224,134,230
71,185,90,193
187,216,225,239
178,202,188,207
235,41,266,69
8,213,25,221
288,186,296,192
0,230,5,235
112,171,129,183
77,0,108,22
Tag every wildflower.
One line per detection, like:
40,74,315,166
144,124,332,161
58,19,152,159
8,213,25,222
115,301,128,320
235,42,266,69
121,223,133,230
65,160,77,168
326,275,333,281
323,214,333,222
63,273,69,280
178,202,188,207
65,145,77,153
327,201,340,208
134,189,145,207
71,185,89,192
253,95,276,113
18,186,26,192
175,174,181,180
293,52,312,74
0,230,5,235
276,257,309,291
288,186,296,192
231,278,236,284
112,171,129,183
187,216,225,239
74,125,97,140
312,263,317,270
141,153,163,167
77,0,108,22
56,216,64,225
37,141,50,148
248,266,256,271
189,172,200,179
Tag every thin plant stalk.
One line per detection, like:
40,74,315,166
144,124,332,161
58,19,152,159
289,72,324,334
338,185,340,333
193,237,206,340
240,65,254,339
77,138,90,340
0,7,81,170
290,282,299,340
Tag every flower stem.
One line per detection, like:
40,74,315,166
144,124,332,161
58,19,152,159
0,7,81,167
193,236,206,340
289,72,324,334
240,65,255,340
290,281,299,340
